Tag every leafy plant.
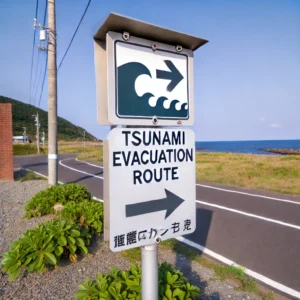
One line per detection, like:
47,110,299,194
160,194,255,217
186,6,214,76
1,220,90,281
25,183,93,218
159,262,200,300
47,220,90,262
60,200,103,235
74,263,200,300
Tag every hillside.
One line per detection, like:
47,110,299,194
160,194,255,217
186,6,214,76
0,96,97,141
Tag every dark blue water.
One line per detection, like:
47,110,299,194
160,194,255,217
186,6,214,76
195,140,300,155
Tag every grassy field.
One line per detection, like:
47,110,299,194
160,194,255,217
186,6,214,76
13,142,300,195
13,144,46,155
196,152,300,195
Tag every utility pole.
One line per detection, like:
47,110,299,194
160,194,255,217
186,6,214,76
48,0,58,185
23,127,26,143
33,113,40,154
43,131,45,148
83,130,86,150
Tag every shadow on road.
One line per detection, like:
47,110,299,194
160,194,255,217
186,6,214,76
21,162,48,169
173,208,220,299
69,170,104,184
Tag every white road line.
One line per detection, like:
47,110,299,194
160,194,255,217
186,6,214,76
62,159,300,230
24,163,300,298
24,168,64,184
76,158,300,205
59,159,104,179
75,158,102,168
176,236,300,299
196,184,300,205
196,200,300,230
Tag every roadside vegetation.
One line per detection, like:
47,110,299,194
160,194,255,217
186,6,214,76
14,169,46,182
196,152,300,195
2,183,201,299
1,180,275,299
13,144,45,155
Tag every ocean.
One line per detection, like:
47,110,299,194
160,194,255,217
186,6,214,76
195,140,300,155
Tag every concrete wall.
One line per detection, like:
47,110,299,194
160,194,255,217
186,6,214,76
0,103,13,181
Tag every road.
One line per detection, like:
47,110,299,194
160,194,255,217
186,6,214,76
14,154,300,299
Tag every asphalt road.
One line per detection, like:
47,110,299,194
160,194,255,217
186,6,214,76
14,154,300,299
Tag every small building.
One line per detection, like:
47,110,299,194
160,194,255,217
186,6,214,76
12,136,30,143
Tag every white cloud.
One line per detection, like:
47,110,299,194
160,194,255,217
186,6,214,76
259,117,265,122
270,124,283,128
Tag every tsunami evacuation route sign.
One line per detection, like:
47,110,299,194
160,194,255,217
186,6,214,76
107,128,196,252
106,32,194,126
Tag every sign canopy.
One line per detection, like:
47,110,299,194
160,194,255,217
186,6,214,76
94,13,208,126
106,128,196,252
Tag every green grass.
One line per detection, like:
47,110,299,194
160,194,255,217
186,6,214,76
13,144,45,156
120,239,273,299
196,152,300,195
14,169,46,182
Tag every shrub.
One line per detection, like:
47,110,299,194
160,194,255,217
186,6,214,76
1,220,91,281
25,183,92,218
74,263,200,300
60,200,103,235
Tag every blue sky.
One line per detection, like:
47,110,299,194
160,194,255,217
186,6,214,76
0,0,299,141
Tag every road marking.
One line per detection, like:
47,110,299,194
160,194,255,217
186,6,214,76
77,158,300,205
62,159,300,230
59,159,104,179
24,168,64,184
24,163,300,298
176,236,300,299
196,200,300,230
196,183,300,205
75,158,102,168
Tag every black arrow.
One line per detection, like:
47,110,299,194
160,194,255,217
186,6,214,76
156,60,184,92
126,189,184,219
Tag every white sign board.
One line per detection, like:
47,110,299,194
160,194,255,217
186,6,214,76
106,128,196,252
103,31,194,126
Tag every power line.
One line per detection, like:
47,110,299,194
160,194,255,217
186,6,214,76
38,51,48,108
32,50,40,106
58,0,91,71
43,0,47,25
29,0,39,104
38,0,48,108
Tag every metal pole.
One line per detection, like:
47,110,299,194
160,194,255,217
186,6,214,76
141,244,158,300
36,112,40,154
23,127,26,143
83,130,86,150
48,0,58,185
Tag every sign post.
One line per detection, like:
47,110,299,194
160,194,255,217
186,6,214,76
94,13,208,300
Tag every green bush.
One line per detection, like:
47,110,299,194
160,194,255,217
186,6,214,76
1,220,91,281
25,183,92,218
74,262,200,300
60,200,103,235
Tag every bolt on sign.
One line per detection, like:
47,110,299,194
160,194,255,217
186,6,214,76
94,13,208,127
105,128,196,252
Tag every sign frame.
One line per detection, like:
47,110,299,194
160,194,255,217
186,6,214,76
105,31,194,126
94,13,208,128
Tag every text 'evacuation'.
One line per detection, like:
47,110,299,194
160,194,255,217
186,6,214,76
112,130,194,185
